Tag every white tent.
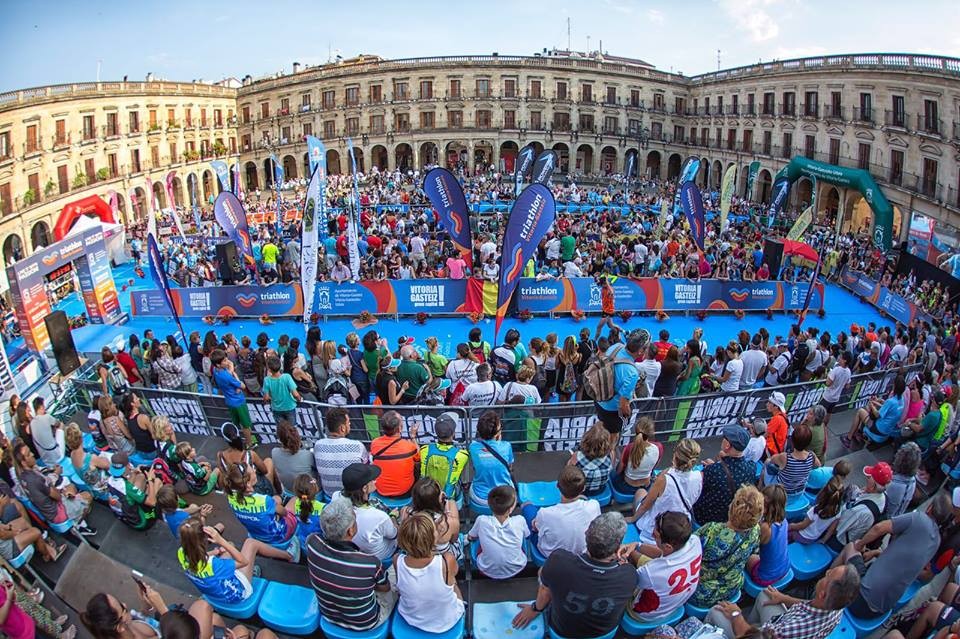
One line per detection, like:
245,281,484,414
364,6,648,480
65,215,129,264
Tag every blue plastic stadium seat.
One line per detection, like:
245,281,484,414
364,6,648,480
620,606,684,636
743,567,795,598
518,481,561,508
609,478,635,505
530,541,547,567
863,427,888,445
685,591,740,620
130,451,157,467
942,462,960,481
825,614,855,639
896,580,922,609
842,609,890,638
469,499,493,516
8,544,34,570
623,524,642,545
206,577,267,619
391,611,466,639
82,432,97,453
257,581,320,635
588,483,612,507
547,624,616,639
788,543,833,581
320,616,390,639
372,492,413,509
18,496,74,534
470,539,529,574
60,458,92,492
785,492,810,522
754,460,763,481
473,602,543,639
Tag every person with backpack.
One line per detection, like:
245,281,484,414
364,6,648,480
419,413,468,500
764,342,793,387
444,344,479,406
824,462,890,554
97,347,130,398
586,332,645,460
490,329,523,385
467,327,492,364
106,452,162,531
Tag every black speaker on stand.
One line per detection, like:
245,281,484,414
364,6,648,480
762,239,785,275
44,311,81,377
216,241,239,284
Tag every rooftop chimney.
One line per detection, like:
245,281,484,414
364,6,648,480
293,62,301,73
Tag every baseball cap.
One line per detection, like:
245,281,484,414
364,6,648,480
341,463,380,492
397,336,415,345
863,462,893,487
110,452,129,477
721,425,750,452
436,379,452,391
768,391,786,412
384,358,402,369
435,412,458,440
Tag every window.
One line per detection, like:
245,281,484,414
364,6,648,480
475,79,490,98
653,93,664,111
184,109,192,126
301,93,312,108
0,131,9,158
581,84,592,102
604,116,618,133
726,128,736,150
280,126,291,142
859,93,872,121
167,108,176,125
763,92,775,115
716,127,722,146
829,91,842,118
369,84,382,103
553,112,570,131
504,110,516,129
628,119,640,135
83,115,95,140
130,150,141,175
804,134,815,159
762,130,772,155
716,96,723,115
889,149,904,184
419,80,433,100
323,120,336,138
302,122,312,137
395,112,410,132
241,134,251,151
782,92,796,116
279,99,289,115
804,92,818,117
322,90,335,109
130,110,141,132
447,110,462,127
556,81,568,100
108,153,118,178
630,89,640,107
700,128,708,146
675,97,685,114
370,114,385,134
168,142,177,163
731,95,739,115
851,142,870,171
28,173,39,200
57,164,69,193
229,137,236,154
503,79,516,98
419,112,434,129
476,110,492,128
605,86,617,105
106,112,118,137
924,99,939,133
651,122,662,140
345,118,359,135
151,146,160,167
891,95,905,127
55,119,66,145
922,158,938,196
747,93,755,115
260,102,269,118
394,81,408,100
782,132,793,159
0,183,10,215
579,114,594,132
824,138,838,165
704,97,710,115
200,108,207,126
25,124,38,153
148,109,158,127
742,129,753,152
689,126,696,142
241,106,250,124
530,111,542,129
448,80,460,98
673,125,685,143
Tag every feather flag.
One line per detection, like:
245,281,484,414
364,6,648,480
679,181,706,253
514,143,537,196
213,192,258,282
345,138,362,280
306,136,325,176
301,160,325,332
145,177,157,239
768,176,791,228
423,167,474,269
719,164,737,232
164,171,187,240
787,206,814,241
672,158,701,217
146,234,186,344
746,161,761,199
798,250,824,328
531,151,558,186
657,197,670,235
211,160,230,192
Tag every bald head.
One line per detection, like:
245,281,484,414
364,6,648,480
400,345,416,360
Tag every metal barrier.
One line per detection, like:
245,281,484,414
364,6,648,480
67,363,921,451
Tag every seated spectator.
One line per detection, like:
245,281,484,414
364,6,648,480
789,477,845,544
82,588,166,639
120,392,157,457
687,485,763,609
708,564,860,639
843,375,907,447
13,439,95,535
222,463,298,562
286,474,324,546
338,463,398,561
399,478,461,560
175,442,219,496
885,442,920,518
270,420,316,497
177,517,274,604
157,485,217,539
523,466,600,559
901,390,944,451
28,397,64,467
419,413,468,499
159,600,277,639
624,511,702,623
569,422,613,498
468,412,514,510
468,484,529,579
742,418,767,463
395,513,465,633
612,417,662,501
0,491,65,563
151,416,180,475
105,452,161,530
512,512,636,637
98,395,134,456
764,423,819,495
693,424,756,525
629,439,702,537
312,407,368,497
825,462,891,553
217,423,278,496
65,423,109,499
836,493,953,621
306,497,396,631
803,405,829,465
370,411,419,498
746,484,790,586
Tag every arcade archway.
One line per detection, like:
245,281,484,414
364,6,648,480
326,150,342,175
666,153,682,180
420,142,439,168
282,155,298,180
31,221,51,251
3,234,23,266
552,143,569,173
395,144,413,171
371,145,388,170
646,151,662,179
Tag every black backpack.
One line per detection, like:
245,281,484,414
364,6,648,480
790,342,809,379
490,348,516,385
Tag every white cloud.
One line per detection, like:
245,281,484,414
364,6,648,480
772,45,826,60
718,0,786,43
647,8,665,24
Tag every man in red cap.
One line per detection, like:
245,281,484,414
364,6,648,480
826,462,891,555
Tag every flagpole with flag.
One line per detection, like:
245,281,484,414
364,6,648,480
145,177,157,239
146,234,186,344
345,138,362,280
164,171,187,240
797,250,824,328
301,159,325,334
189,177,202,232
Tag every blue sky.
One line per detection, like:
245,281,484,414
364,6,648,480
2,0,958,92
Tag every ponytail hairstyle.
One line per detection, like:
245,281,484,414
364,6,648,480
223,463,249,504
293,473,319,523
628,417,655,469
813,477,845,520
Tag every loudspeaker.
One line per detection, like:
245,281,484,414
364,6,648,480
44,311,81,377
216,241,239,284
761,240,784,275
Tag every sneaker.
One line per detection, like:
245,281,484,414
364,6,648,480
840,435,853,449
77,523,98,537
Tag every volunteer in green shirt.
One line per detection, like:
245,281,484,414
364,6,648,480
560,231,577,262
396,346,431,403
262,240,279,271
262,355,301,424
902,391,943,451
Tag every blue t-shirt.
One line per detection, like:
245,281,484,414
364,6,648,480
468,439,514,505
294,500,325,546
875,396,905,437
227,493,290,544
213,368,245,407
597,345,639,413
178,550,247,603
163,509,190,539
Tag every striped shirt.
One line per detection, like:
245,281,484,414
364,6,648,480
774,453,815,495
313,437,370,495
306,535,387,631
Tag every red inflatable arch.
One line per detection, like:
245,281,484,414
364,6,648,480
54,194,116,241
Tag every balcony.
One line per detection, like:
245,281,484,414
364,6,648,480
779,103,797,117
916,114,942,137
526,91,545,102
955,121,960,141
81,130,97,144
321,101,336,111
147,124,162,135
853,108,875,125
802,104,819,119
726,105,740,116
22,141,41,157
760,106,775,118
648,104,667,115
883,110,908,130
823,104,845,121
51,133,71,149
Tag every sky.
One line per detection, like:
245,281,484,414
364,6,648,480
2,0,959,92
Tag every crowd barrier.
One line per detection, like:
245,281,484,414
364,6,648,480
69,363,920,452
837,265,934,326
129,277,825,318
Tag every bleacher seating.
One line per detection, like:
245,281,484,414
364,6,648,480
620,606,684,636
788,542,833,581
320,616,390,639
391,612,466,639
206,577,267,619
257,581,321,635
472,602,544,639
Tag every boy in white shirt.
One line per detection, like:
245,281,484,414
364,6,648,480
524,466,601,559
468,484,529,579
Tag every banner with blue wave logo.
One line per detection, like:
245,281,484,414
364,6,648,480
306,136,325,176
496,183,556,339
768,176,791,228
213,192,257,281
531,150,558,186
514,143,537,195
211,160,231,193
672,157,701,218
423,167,473,269
146,233,186,342
680,181,706,253
345,138,362,280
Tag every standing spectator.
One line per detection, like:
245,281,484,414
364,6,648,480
636,344,661,397
26,398,63,467
740,334,768,389
525,466,600,559
717,341,744,392
114,344,144,387
210,349,255,448
97,347,130,397
173,345,198,393
764,342,792,387
270,420,316,497
764,392,789,455
461,363,501,407
313,408,369,497
512,513,636,637
819,351,852,429
395,513,465,633
490,329,523,385
375,357,407,405
13,440,95,535
653,346,682,397
262,355,301,425
306,497,396,631
370,411,419,499
693,425,757,525
594,334,644,458
395,346,430,404
344,333,370,405
152,342,183,390
468,412,514,510
556,336,582,402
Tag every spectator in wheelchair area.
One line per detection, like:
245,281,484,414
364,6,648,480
11,439,96,536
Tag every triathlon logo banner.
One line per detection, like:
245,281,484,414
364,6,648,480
213,192,257,279
301,161,325,331
838,266,934,326
514,143,537,195
211,160,231,193
679,181,706,252
423,167,473,269
531,151,558,186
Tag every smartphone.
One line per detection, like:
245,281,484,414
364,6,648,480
131,570,147,594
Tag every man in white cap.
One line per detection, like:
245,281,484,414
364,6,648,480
764,342,792,387
764,392,789,456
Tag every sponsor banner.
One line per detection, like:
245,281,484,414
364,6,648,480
746,161,762,199
514,143,537,196
838,266,934,326
531,151,558,186
719,164,737,231
679,181,706,252
211,161,231,192
302,163,325,329
213,192,257,278
422,168,473,269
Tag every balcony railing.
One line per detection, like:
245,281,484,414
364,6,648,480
802,104,819,118
884,109,908,129
823,104,845,121
853,108,875,124
916,114,942,136
779,103,796,117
